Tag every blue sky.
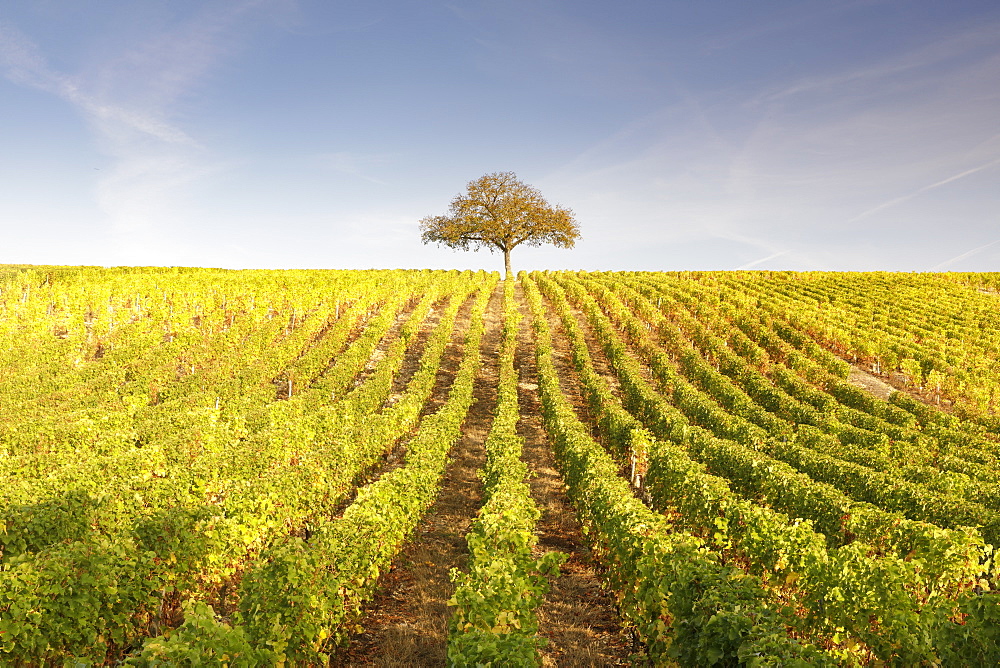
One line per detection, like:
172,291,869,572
2,0,999,272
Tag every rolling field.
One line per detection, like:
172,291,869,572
1,265,998,666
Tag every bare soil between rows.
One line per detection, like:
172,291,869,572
514,283,639,666
333,284,496,666
333,281,637,666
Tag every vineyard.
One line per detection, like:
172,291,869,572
1,265,998,666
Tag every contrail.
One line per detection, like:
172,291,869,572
737,249,789,270
848,156,1000,224
931,238,1000,271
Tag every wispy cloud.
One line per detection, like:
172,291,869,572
847,156,1000,224
931,238,1000,271
544,11,1000,271
0,21,199,146
758,22,1000,104
737,249,790,270
316,151,394,185
0,2,284,261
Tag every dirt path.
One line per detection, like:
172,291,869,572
847,365,896,401
846,362,960,413
334,283,502,666
514,284,638,666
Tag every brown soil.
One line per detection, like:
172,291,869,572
320,294,473,515
844,362,956,412
284,297,418,399
847,365,896,401
333,283,500,666
333,281,638,666
562,294,628,402
382,297,449,406
354,295,442,398
514,284,639,666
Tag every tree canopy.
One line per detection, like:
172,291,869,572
419,171,580,278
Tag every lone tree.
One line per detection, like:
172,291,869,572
419,171,580,279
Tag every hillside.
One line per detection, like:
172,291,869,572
1,266,997,665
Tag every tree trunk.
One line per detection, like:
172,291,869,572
504,248,512,280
